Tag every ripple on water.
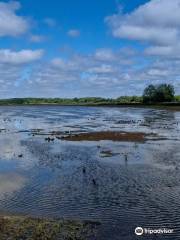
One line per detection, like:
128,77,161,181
0,106,180,239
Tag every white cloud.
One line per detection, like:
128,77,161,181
94,48,136,64
51,57,82,71
43,18,56,27
30,34,46,43
0,46,179,98
67,29,80,38
88,64,115,74
18,49,145,98
145,44,180,58
94,49,116,61
147,68,169,77
112,25,177,45
0,49,44,65
104,0,180,93
106,0,180,45
51,58,65,67
0,1,29,37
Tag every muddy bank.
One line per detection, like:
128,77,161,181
60,131,154,142
0,215,99,240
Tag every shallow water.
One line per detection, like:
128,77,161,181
0,105,180,239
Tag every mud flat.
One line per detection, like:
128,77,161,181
60,131,155,142
0,215,99,240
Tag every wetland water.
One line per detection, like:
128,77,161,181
0,105,180,240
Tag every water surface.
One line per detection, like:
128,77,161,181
0,106,180,239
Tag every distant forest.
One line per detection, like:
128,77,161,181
0,84,180,106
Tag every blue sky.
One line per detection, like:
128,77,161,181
0,0,179,98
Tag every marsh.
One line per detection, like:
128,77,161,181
0,105,180,239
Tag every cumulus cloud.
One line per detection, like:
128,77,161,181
145,44,180,58
0,49,44,98
18,48,147,98
147,68,169,77
0,49,44,65
0,1,29,37
67,29,80,38
88,64,115,74
94,48,136,63
1,46,180,98
106,0,180,60
106,0,180,46
94,49,116,61
103,0,180,94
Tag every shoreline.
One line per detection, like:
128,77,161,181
0,103,180,111
0,103,180,109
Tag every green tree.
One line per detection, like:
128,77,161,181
142,84,157,103
156,84,175,102
143,84,175,103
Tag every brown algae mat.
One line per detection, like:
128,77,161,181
60,131,155,142
0,216,99,240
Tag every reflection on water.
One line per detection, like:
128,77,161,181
0,172,26,198
0,106,180,240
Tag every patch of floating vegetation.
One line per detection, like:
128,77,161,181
45,137,55,142
0,215,99,240
59,131,156,142
100,150,120,158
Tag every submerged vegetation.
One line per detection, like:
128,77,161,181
0,84,179,106
0,216,99,240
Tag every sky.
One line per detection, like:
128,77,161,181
0,0,180,98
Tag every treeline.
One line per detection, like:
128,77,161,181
0,84,179,106
0,96,179,106
0,96,143,105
